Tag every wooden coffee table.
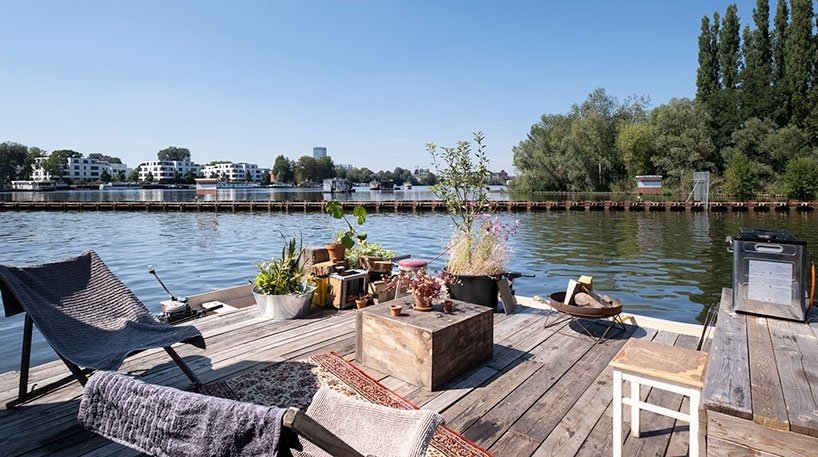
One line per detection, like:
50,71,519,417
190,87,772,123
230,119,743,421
355,296,494,391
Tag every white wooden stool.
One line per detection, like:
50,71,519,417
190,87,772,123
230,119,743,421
608,339,708,457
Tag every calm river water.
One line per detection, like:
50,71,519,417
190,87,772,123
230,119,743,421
2,201,817,372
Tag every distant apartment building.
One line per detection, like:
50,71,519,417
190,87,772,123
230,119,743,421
32,156,130,181
200,162,268,182
313,147,327,160
138,160,200,182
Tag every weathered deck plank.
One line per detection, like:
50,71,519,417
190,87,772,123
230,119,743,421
0,304,701,457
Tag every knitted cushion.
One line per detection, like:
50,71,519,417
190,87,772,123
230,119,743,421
299,387,443,457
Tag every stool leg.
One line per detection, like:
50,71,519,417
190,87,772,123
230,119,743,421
612,369,623,457
630,378,641,438
689,388,701,457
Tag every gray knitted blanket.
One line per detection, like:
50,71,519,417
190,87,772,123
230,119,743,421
0,251,205,370
79,371,286,457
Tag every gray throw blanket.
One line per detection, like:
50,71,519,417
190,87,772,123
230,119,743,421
0,251,205,370
78,371,286,457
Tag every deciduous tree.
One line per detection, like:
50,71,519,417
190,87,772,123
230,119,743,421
157,146,191,161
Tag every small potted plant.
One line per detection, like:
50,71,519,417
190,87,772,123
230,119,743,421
252,234,316,319
354,293,373,310
390,269,455,311
348,241,395,273
325,200,368,262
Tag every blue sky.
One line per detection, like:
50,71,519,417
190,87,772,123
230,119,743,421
1,1,759,174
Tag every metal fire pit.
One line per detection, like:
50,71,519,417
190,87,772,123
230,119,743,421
544,291,626,343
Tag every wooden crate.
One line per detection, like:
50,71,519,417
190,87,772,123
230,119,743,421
327,269,369,309
356,297,493,390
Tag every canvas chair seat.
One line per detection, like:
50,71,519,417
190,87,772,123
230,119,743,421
0,251,205,408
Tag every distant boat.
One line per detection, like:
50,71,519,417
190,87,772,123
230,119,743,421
268,183,293,189
402,181,412,190
195,178,260,191
323,178,355,193
369,180,381,190
370,179,394,191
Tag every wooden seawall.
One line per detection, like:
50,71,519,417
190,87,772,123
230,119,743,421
0,200,816,213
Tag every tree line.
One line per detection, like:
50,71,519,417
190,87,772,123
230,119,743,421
513,0,818,200
0,141,442,188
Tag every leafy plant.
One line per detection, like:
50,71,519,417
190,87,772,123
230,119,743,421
254,234,306,295
428,132,492,234
325,200,367,249
347,241,395,267
782,157,818,200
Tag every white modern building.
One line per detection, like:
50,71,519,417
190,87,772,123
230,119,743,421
137,160,201,182
32,156,131,181
313,147,327,160
200,162,268,182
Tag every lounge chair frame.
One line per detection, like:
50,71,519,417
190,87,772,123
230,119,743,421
7,313,201,409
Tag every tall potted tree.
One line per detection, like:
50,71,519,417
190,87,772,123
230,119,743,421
252,234,316,319
429,132,515,308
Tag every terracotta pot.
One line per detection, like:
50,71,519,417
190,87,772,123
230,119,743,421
413,294,433,311
441,300,453,314
325,242,345,262
355,298,368,310
389,304,403,317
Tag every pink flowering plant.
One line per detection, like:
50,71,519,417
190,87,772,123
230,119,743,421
388,269,456,304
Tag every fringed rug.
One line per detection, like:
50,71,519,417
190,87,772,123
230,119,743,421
197,352,493,457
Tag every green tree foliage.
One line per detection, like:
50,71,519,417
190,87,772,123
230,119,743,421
712,5,742,151
146,172,155,183
0,142,30,188
157,146,191,161
512,89,646,193
294,156,320,183
87,153,122,164
649,98,717,189
696,15,720,104
784,0,813,127
782,156,818,199
616,123,655,178
740,0,773,120
272,155,294,183
128,165,141,182
317,156,335,180
100,169,112,183
772,0,790,125
724,153,755,200
43,150,82,181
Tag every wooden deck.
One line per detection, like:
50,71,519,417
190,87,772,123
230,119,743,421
0,303,702,456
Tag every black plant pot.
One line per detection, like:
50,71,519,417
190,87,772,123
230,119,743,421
448,274,500,309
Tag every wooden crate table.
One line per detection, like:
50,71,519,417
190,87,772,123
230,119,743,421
703,288,818,456
355,296,493,391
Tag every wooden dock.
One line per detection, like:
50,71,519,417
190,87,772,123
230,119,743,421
1,199,817,213
0,302,703,456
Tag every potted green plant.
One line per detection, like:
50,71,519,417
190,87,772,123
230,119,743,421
325,200,368,262
348,241,395,273
252,234,316,319
428,132,516,308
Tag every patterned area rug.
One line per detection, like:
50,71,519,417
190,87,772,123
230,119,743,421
197,352,493,457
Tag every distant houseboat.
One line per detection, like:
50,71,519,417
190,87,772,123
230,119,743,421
195,178,260,193
323,178,354,193
402,181,412,190
11,181,57,191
